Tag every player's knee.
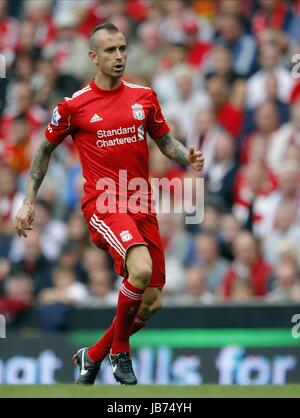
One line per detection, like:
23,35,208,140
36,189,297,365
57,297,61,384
126,246,152,288
129,263,152,288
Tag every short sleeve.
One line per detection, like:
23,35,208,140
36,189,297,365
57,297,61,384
147,90,170,139
45,99,73,145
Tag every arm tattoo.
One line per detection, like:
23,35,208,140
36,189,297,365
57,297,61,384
153,132,189,166
25,138,57,202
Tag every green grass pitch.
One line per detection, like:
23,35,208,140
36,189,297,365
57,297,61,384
0,385,299,398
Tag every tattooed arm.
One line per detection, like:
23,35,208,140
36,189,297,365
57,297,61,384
14,138,57,237
153,131,204,172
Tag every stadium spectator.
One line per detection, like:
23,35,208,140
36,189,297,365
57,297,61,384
206,130,239,208
233,161,277,233
152,43,188,103
181,266,215,304
23,0,56,48
157,212,190,296
11,229,53,294
163,65,210,139
58,241,87,283
181,17,212,69
83,269,118,307
187,107,223,175
206,75,244,138
218,214,242,261
240,100,279,164
126,21,162,79
246,44,294,109
0,0,19,66
0,165,24,233
243,72,290,135
267,260,300,303
215,13,257,77
255,159,300,237
10,199,68,262
38,265,89,332
66,211,89,249
267,101,300,170
221,230,272,299
0,273,34,323
252,0,293,39
205,45,241,86
39,265,88,305
263,201,300,267
82,247,113,281
186,232,229,295
1,82,47,142
160,0,213,44
42,12,93,82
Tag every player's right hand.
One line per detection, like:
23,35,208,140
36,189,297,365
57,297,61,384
14,200,35,238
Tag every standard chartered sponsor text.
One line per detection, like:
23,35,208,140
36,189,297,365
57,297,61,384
96,125,144,148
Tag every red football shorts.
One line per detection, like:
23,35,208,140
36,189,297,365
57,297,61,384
83,209,166,288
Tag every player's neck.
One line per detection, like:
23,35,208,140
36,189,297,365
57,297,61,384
94,74,122,91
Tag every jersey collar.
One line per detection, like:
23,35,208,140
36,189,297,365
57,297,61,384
90,79,125,95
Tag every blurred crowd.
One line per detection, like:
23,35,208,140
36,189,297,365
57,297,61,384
1,0,300,331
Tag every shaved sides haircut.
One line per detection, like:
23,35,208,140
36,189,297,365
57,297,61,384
89,22,120,50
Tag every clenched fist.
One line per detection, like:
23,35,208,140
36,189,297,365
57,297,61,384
14,200,35,238
188,146,205,172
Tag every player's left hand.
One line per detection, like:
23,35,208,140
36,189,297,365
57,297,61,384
188,146,205,172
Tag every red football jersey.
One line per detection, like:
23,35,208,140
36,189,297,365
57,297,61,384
45,80,170,215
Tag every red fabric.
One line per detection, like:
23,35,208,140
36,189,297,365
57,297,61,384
290,81,300,105
85,210,166,288
111,279,144,354
0,192,15,223
0,297,30,317
216,102,244,138
233,166,278,204
1,109,45,139
187,42,212,69
222,259,272,298
239,132,277,165
88,316,146,363
45,80,170,213
252,3,288,38
38,16,57,47
0,110,45,170
233,166,278,229
295,0,300,14
126,0,148,22
0,17,18,52
77,8,103,38
2,138,31,172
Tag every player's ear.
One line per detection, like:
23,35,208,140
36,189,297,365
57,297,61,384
88,50,99,65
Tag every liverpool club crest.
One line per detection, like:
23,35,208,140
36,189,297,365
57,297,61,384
132,103,145,120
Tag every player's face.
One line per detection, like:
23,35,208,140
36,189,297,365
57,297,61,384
90,31,127,79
